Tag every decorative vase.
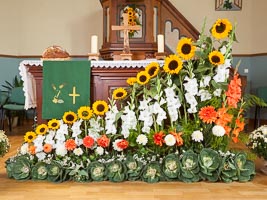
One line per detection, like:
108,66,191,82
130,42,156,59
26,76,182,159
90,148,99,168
261,160,267,175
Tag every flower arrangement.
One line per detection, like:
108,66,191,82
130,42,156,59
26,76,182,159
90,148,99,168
247,125,267,160
123,5,141,37
5,18,255,183
0,130,10,157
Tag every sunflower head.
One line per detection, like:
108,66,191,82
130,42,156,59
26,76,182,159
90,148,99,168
208,51,225,66
63,111,78,124
112,88,127,100
36,124,48,135
126,77,137,86
24,131,37,143
211,19,232,40
136,71,150,85
176,37,196,60
163,55,183,74
145,62,160,78
48,119,60,130
92,100,109,116
78,106,93,120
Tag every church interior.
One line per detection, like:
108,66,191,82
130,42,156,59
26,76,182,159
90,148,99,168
1,0,267,199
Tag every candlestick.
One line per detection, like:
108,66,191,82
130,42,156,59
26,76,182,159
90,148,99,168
157,34,164,53
91,35,98,54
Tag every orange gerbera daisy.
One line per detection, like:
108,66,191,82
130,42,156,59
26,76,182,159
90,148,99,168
170,131,183,146
117,139,129,150
43,143,53,153
83,136,95,148
28,145,36,155
198,106,218,124
65,139,77,151
153,131,165,146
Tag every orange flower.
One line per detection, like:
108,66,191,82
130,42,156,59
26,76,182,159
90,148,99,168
198,106,218,124
65,139,77,151
117,139,129,150
226,73,242,108
153,131,165,146
97,135,110,148
235,117,245,132
28,145,36,155
170,131,183,146
43,143,53,153
232,137,239,143
83,136,95,148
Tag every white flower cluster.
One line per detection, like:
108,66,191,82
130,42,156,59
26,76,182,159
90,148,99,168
121,105,137,138
164,85,181,122
183,75,198,113
249,125,267,149
105,103,119,135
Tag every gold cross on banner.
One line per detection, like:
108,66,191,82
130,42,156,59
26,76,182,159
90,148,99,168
112,13,141,54
69,86,80,104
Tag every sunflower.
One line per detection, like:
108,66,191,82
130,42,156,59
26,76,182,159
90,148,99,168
163,55,183,74
208,51,225,65
24,131,37,143
63,111,78,124
48,119,60,130
92,100,109,116
145,62,160,78
35,124,48,135
176,38,196,60
126,77,137,85
211,18,232,40
113,88,127,100
136,71,150,85
78,106,93,120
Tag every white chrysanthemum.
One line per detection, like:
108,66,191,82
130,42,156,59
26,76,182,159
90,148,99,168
136,134,148,145
212,125,226,137
20,143,29,155
55,143,67,157
164,134,176,146
95,146,104,155
73,147,83,156
112,139,123,152
191,130,204,142
259,125,267,135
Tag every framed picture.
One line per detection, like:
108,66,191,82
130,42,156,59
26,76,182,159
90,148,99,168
215,0,242,11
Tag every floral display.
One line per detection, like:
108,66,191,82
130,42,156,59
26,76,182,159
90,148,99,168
123,5,141,37
5,18,255,183
248,125,267,160
0,130,10,157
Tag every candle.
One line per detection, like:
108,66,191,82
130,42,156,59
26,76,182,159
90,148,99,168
91,35,98,54
157,34,164,53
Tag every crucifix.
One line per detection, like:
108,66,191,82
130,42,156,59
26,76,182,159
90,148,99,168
69,86,80,104
112,13,141,57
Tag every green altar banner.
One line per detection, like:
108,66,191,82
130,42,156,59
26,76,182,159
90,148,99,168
42,61,91,119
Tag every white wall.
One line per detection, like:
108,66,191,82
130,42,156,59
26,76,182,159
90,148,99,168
0,0,266,56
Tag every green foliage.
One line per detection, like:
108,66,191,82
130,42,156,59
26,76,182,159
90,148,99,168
1,75,23,94
106,160,127,182
31,162,48,180
179,150,200,182
199,148,221,182
234,152,255,182
220,153,238,183
88,161,107,181
142,161,163,183
162,153,180,180
124,156,143,181
47,161,67,183
7,155,31,180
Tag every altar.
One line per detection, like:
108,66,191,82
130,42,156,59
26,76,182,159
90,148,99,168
20,60,164,124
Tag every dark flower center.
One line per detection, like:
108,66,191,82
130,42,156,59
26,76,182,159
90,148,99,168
66,114,75,121
40,128,45,133
82,111,89,117
216,23,226,33
181,44,192,54
28,135,33,140
211,55,220,63
97,104,105,112
116,92,124,98
169,60,178,70
52,122,58,127
140,75,147,82
148,67,157,76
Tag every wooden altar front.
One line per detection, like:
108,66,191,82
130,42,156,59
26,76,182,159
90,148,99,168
21,60,163,124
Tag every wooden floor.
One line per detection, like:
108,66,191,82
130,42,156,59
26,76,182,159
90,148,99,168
1,120,267,200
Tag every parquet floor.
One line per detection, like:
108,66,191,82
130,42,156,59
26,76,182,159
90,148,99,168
1,120,267,200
